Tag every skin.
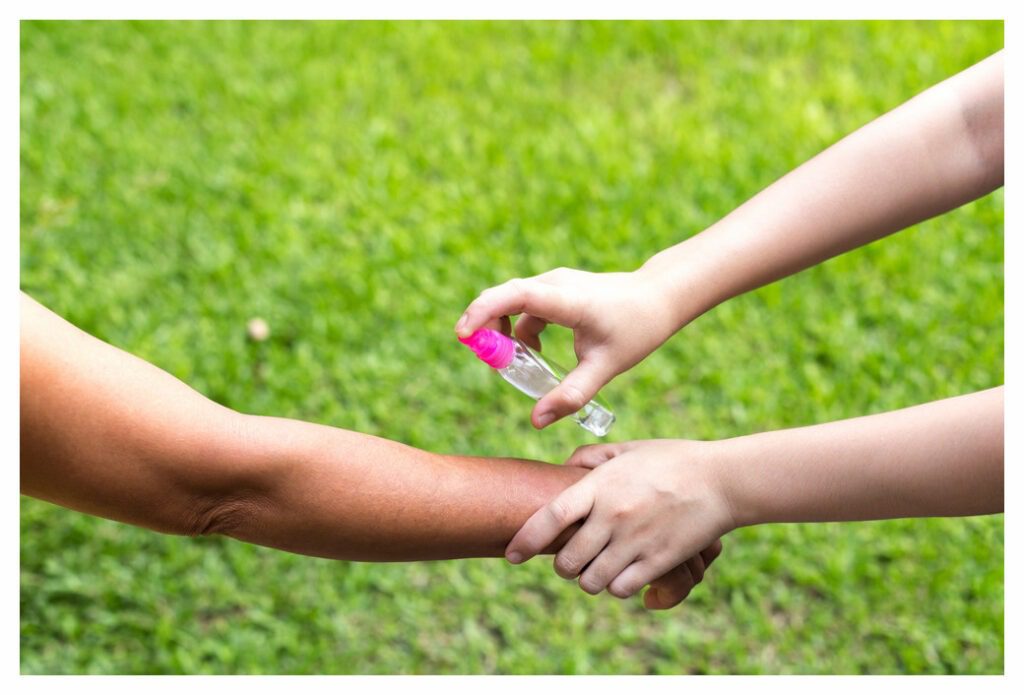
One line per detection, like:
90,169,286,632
456,50,1004,597
20,293,719,609
455,50,1004,428
507,388,1003,598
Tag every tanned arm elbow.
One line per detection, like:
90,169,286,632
169,412,278,539
181,491,269,538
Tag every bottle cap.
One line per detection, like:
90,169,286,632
458,328,515,369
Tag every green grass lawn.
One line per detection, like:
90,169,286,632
20,20,1003,674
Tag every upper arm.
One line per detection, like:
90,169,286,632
20,292,248,534
19,292,589,559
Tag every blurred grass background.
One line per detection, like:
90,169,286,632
20,20,1003,674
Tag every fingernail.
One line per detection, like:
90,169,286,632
506,551,523,565
455,313,468,334
536,411,555,428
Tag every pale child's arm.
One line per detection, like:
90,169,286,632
640,50,1004,325
506,388,1003,600
720,387,1004,526
457,51,1004,429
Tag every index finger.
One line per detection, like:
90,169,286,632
505,480,594,564
456,278,583,338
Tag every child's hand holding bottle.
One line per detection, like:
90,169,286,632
457,53,1004,434
455,268,687,430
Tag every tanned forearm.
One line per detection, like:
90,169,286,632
20,292,584,560
219,416,584,560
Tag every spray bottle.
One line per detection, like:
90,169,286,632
459,328,615,436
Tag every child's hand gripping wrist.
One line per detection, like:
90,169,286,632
505,439,738,605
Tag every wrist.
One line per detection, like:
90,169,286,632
635,237,725,331
666,439,742,536
695,437,760,530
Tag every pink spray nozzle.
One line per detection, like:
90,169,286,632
459,328,515,369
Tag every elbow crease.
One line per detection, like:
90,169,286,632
185,493,265,538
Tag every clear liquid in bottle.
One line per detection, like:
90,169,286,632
460,329,615,436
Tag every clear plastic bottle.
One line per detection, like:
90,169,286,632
459,328,615,436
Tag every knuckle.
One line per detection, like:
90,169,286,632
608,581,638,599
610,503,638,522
660,587,687,608
548,498,574,526
566,289,588,327
677,561,695,586
560,383,589,411
539,266,568,282
473,291,498,312
508,278,540,310
578,575,603,595
553,554,581,578
571,443,597,459
507,277,529,296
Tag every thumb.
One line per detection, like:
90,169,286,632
532,358,612,429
